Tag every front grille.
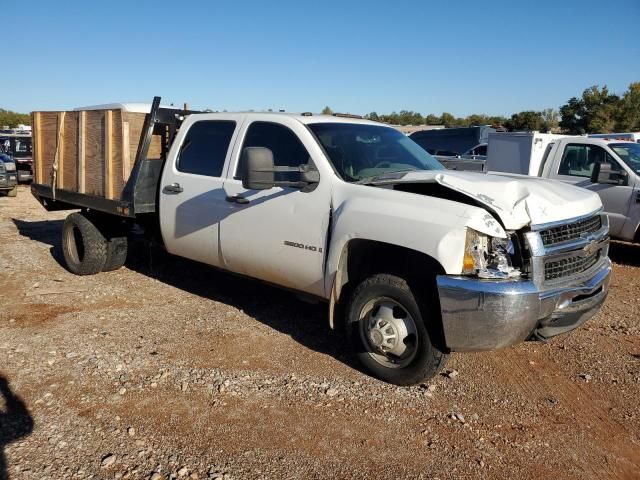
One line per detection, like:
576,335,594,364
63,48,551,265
539,215,601,247
544,250,600,280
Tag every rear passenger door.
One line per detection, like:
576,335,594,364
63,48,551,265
159,116,243,266
554,143,632,235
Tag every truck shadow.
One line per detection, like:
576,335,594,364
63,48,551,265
609,241,640,268
0,375,34,480
11,218,363,375
125,238,360,371
12,219,67,268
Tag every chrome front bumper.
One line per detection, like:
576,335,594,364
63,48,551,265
436,258,611,352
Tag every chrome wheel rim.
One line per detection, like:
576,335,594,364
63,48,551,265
359,297,418,369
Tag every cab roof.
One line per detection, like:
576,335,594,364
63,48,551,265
189,111,381,126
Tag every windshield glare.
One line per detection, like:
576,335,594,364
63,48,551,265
610,143,640,174
308,123,443,182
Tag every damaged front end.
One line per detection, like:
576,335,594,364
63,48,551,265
462,229,522,279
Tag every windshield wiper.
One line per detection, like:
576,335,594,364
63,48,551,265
354,170,414,184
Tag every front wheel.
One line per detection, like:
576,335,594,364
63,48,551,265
346,274,447,385
6,186,17,197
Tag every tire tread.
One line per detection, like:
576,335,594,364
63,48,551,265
62,213,107,275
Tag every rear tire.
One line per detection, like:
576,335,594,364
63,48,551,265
62,213,107,275
346,273,448,385
103,236,128,272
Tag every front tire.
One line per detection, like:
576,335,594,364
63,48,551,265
62,213,108,275
346,274,447,385
6,186,17,197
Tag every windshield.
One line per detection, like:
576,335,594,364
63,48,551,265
308,123,443,182
610,143,640,174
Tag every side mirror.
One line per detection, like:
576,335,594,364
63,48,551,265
241,147,320,190
241,147,275,190
299,164,320,184
591,162,627,185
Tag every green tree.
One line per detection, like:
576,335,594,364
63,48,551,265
616,82,640,131
559,85,621,134
321,106,333,115
365,112,380,122
582,85,619,133
0,109,31,128
488,116,508,129
559,97,587,134
506,111,545,131
541,108,559,132
424,114,440,125
396,110,423,125
465,114,492,126
440,112,455,127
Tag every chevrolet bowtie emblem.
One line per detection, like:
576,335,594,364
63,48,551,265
583,240,599,255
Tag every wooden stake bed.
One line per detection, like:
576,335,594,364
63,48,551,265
32,108,162,201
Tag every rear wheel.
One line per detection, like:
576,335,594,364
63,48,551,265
346,274,447,385
103,236,128,272
62,213,108,275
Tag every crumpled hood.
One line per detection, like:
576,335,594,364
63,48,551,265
397,170,603,230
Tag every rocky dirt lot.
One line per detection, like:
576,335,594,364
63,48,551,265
1,185,639,480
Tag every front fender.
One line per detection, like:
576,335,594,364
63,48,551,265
324,182,505,298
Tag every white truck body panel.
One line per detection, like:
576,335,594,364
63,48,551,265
485,132,567,176
157,113,606,299
29,101,614,380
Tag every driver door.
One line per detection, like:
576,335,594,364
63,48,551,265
219,118,331,297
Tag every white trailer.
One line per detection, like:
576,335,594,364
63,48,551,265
485,132,567,176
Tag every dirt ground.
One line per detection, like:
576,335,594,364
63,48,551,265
1,185,639,480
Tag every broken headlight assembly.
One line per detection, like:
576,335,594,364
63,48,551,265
462,229,522,279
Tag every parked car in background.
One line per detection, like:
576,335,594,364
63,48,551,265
0,133,33,182
0,153,18,196
485,134,640,243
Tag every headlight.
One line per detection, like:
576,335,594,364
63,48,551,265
4,162,16,172
462,229,521,279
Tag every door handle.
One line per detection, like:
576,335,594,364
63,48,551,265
225,194,250,204
163,183,183,194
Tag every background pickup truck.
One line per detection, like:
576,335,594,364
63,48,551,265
30,98,612,385
0,133,33,183
485,134,640,243
0,153,18,196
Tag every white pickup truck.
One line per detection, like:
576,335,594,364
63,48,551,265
486,133,640,243
32,99,612,385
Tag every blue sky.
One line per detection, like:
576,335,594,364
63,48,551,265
2,0,639,116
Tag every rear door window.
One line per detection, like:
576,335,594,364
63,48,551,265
178,121,236,177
